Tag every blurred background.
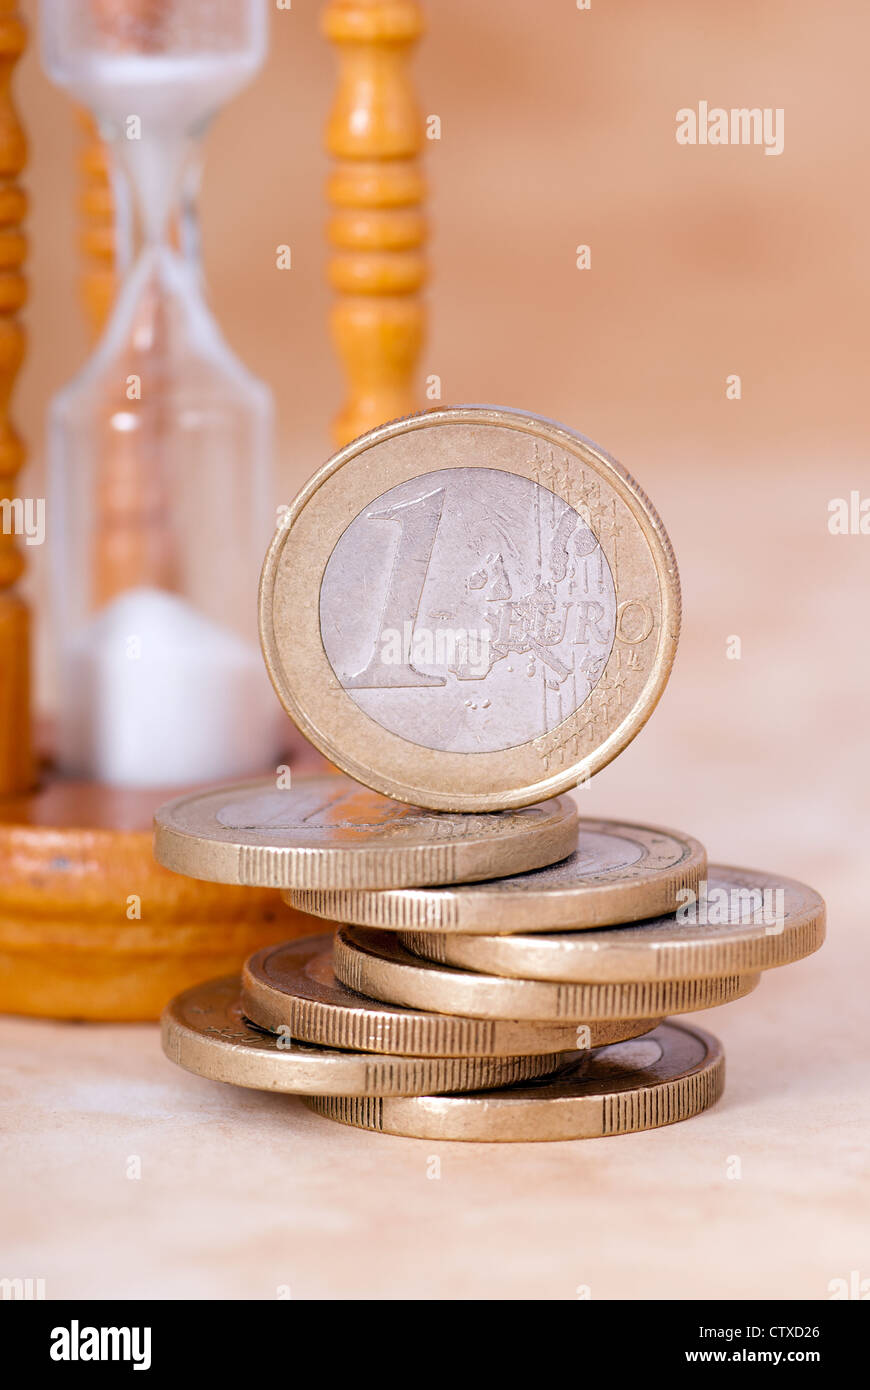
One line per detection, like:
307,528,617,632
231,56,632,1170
20,0,867,480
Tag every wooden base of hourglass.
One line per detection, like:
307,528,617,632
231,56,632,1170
0,749,327,1022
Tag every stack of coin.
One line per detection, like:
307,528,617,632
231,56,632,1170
155,407,825,1141
157,774,587,1105
288,852,824,1140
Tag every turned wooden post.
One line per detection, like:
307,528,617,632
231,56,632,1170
76,109,116,339
323,0,427,447
0,2,31,794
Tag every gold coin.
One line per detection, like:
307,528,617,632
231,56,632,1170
153,773,578,891
240,936,660,1057
334,926,760,1021
306,1021,724,1142
259,406,680,812
400,866,826,982
288,819,705,932
161,976,562,1097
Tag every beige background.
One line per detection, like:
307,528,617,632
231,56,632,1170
18,0,870,496
3,0,868,1300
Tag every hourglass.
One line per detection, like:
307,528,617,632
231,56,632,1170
40,0,280,787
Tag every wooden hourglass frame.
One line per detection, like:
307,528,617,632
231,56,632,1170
0,0,426,1019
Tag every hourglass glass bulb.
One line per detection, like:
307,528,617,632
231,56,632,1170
41,1,280,788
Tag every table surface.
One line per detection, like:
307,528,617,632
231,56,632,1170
2,464,867,1300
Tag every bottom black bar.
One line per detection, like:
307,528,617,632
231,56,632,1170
0,1297,862,1374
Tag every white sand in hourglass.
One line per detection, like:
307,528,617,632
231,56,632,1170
71,53,264,232
59,588,285,788
70,53,262,129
